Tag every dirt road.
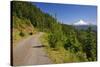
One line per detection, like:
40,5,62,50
13,32,52,66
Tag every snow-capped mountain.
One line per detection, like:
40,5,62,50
73,20,89,25
73,20,97,32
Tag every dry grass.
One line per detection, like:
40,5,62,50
12,28,37,47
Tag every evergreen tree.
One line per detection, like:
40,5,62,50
83,26,96,61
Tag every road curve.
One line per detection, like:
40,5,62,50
13,32,52,66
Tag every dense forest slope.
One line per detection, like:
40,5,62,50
12,1,97,62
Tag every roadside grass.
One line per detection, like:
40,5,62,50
40,33,88,63
12,28,37,47
12,16,38,47
12,29,21,45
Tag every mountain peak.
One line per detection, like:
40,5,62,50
73,20,89,25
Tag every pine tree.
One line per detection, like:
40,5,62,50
84,26,95,61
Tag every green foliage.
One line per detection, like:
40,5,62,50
48,22,67,49
83,26,97,61
13,29,21,43
19,31,25,37
76,51,88,61
12,1,56,32
48,33,57,48
29,32,33,35
76,26,97,61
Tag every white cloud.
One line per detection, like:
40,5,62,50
73,19,89,25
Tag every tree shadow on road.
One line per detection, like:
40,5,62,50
32,45,46,48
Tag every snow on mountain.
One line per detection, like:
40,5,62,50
73,20,89,25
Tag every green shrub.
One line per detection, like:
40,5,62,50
19,31,25,37
48,33,57,48
76,51,88,61
64,39,72,50
29,32,33,35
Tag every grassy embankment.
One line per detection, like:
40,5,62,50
40,33,88,63
12,16,37,46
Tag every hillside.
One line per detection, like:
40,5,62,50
12,15,36,44
12,1,57,32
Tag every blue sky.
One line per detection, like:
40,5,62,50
33,2,97,25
